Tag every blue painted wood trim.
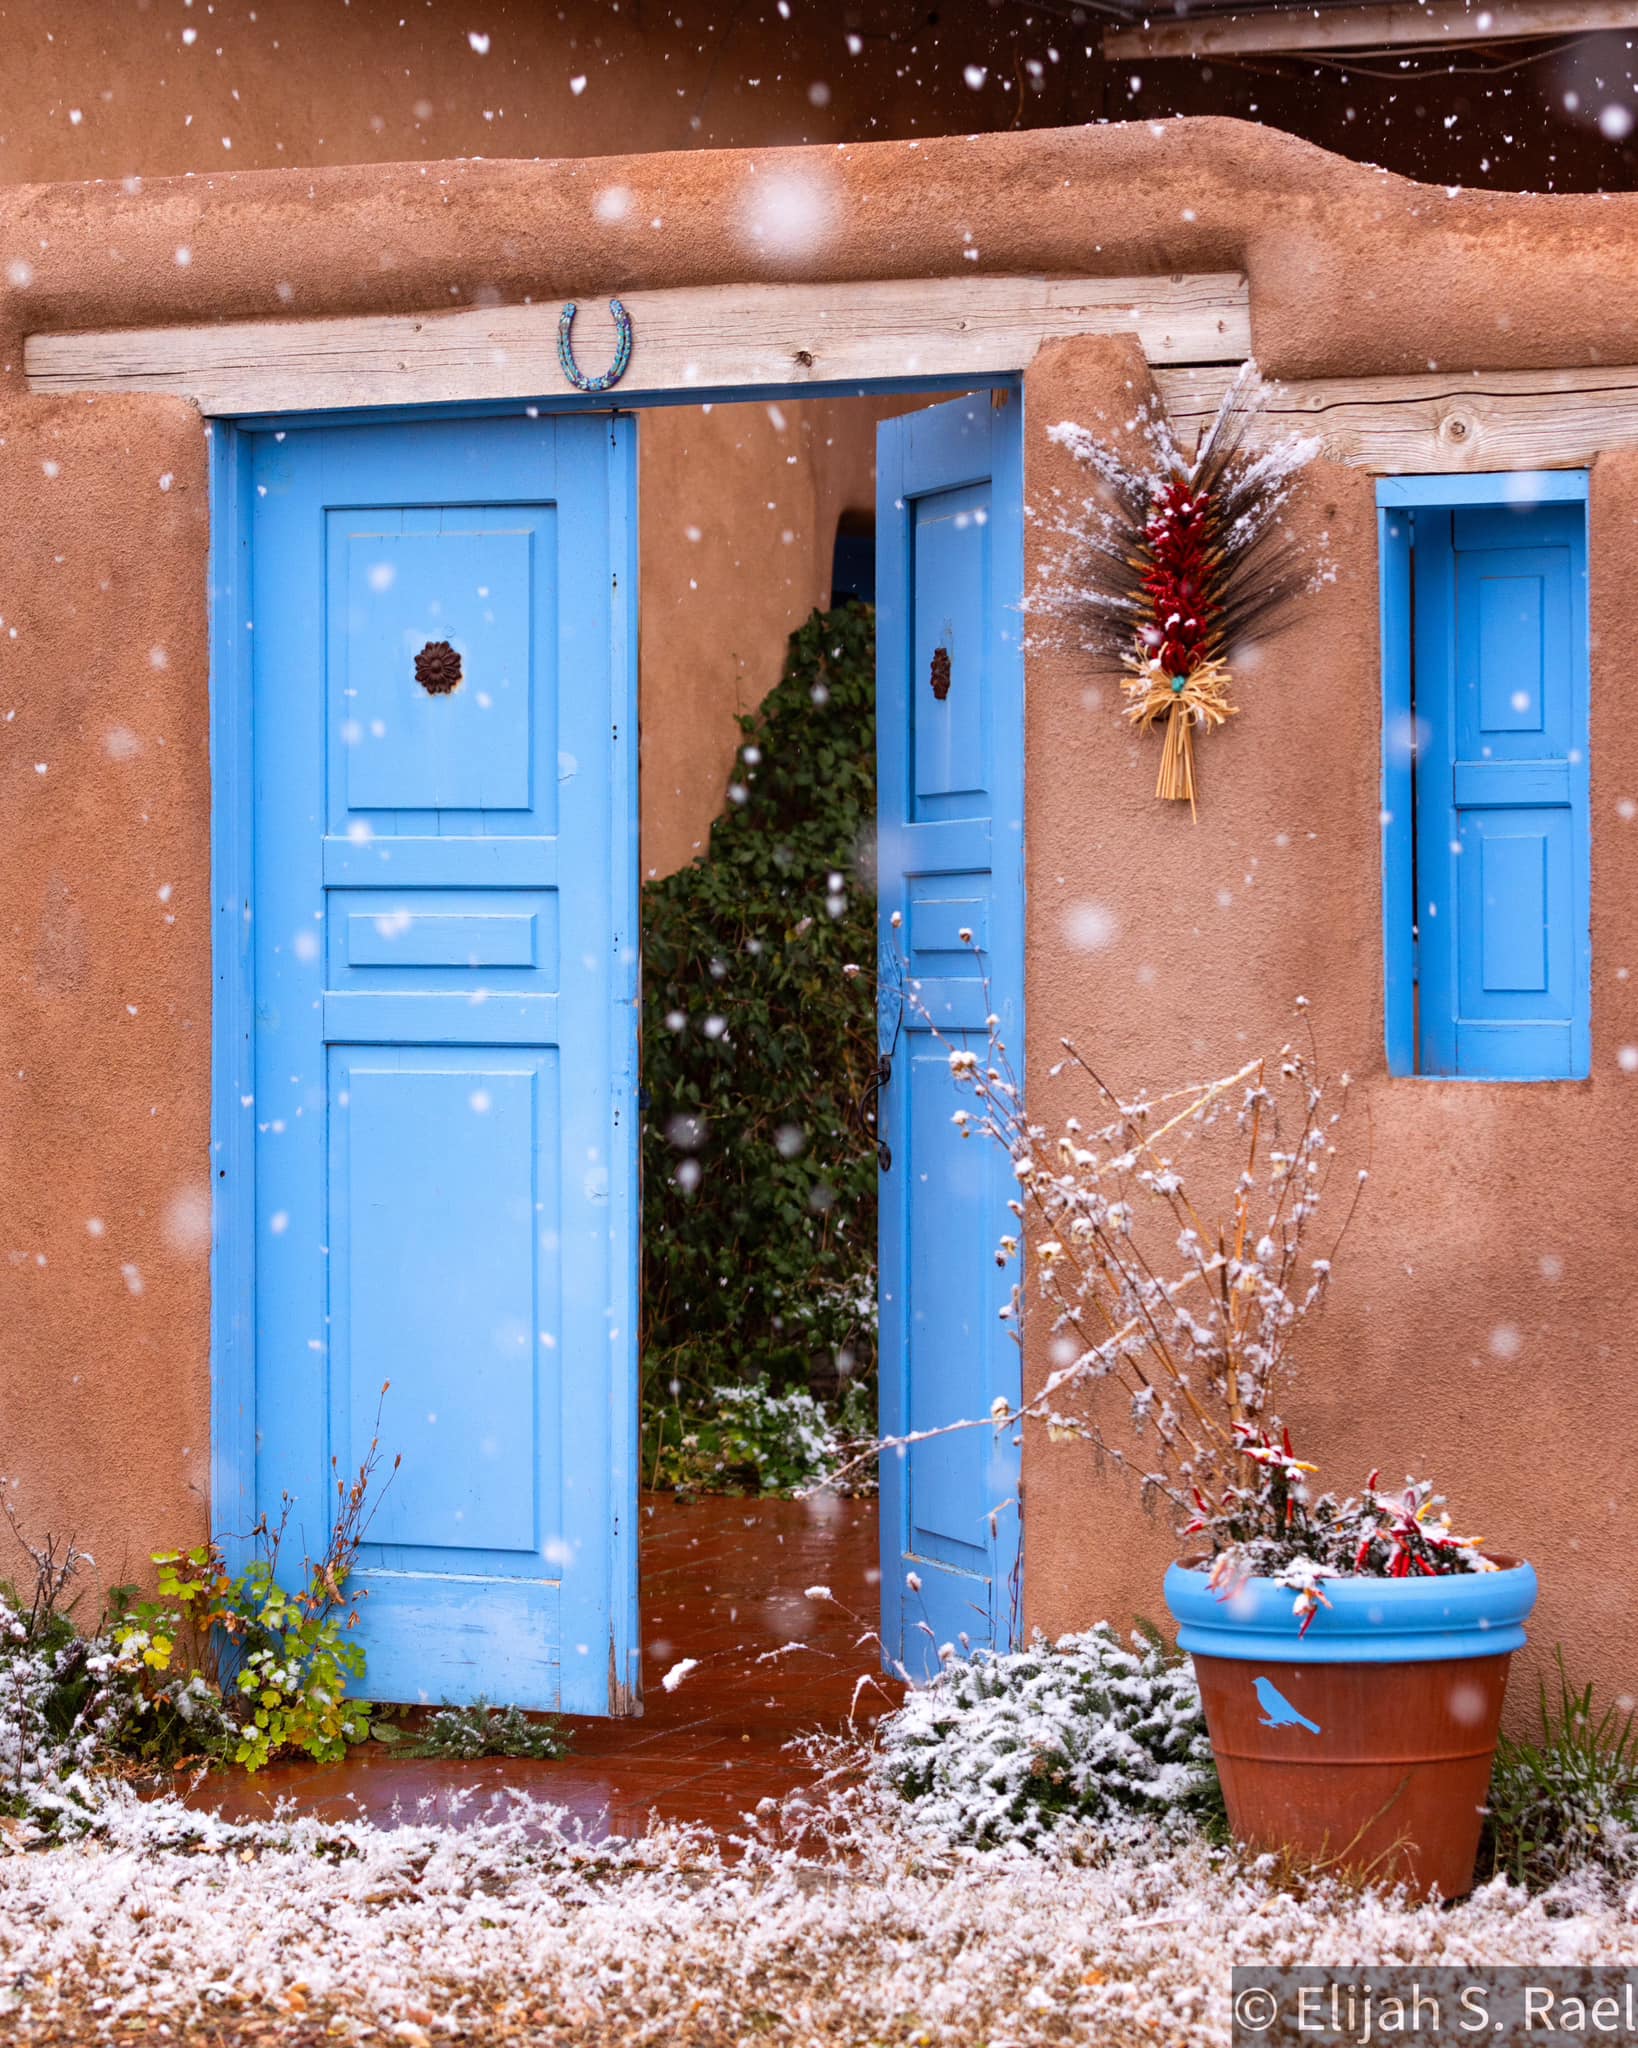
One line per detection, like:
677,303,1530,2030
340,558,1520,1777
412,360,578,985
1376,471,1588,509
1565,504,1594,1081
990,391,1026,1642
1412,509,1460,1076
1378,503,1416,1079
208,421,258,1564
229,374,1020,436
606,411,643,1710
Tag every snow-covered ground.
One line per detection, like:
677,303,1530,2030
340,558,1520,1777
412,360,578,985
2,1768,1635,2046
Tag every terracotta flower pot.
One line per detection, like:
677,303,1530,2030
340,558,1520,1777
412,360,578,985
1164,1557,1539,1899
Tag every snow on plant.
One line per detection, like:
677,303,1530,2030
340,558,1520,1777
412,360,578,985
0,1389,400,1828
389,1696,570,1762
649,1375,876,1497
0,1512,230,1844
876,1622,1220,1849
1484,1654,1638,1890
946,990,1492,1614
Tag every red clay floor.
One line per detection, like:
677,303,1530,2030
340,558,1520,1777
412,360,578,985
178,1492,897,1838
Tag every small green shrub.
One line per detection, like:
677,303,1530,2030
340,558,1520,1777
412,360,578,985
0,1399,398,1835
646,1376,875,1497
1482,1652,1638,1890
388,1697,570,1761
107,1416,397,1775
876,1623,1224,1850
641,602,878,1407
114,1543,373,1773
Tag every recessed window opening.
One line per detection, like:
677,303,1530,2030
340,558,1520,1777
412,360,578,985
1378,473,1590,1081
830,509,876,608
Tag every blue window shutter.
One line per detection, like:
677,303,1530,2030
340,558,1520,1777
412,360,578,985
1411,501,1590,1079
1378,506,1416,1079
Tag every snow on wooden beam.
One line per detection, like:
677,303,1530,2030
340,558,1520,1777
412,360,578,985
24,274,1252,415
1103,0,1638,60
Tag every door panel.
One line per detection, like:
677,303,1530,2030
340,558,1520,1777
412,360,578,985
247,412,638,1713
876,392,1025,1680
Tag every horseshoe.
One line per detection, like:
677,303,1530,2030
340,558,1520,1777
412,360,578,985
557,298,633,394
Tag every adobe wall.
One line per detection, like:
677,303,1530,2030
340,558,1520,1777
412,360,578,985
2,120,1637,1704
0,0,1621,196
637,389,907,879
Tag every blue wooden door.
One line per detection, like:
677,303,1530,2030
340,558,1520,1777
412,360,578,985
247,413,639,1712
876,392,1025,1679
1411,503,1590,1078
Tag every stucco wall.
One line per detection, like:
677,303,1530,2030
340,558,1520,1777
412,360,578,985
638,391,906,880
1,395,215,1587
3,120,1638,1707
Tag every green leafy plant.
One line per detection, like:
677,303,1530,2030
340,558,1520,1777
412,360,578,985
1482,1652,1638,1890
876,1622,1224,1850
646,1375,875,1498
389,1697,570,1761
107,1390,399,1774
641,602,878,1413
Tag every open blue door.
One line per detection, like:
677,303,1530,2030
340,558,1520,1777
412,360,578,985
876,391,1025,1679
245,411,639,1712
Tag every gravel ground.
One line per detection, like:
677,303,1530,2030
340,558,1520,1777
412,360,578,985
2,1769,1634,2047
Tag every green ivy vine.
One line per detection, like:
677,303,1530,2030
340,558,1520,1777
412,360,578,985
641,602,879,1416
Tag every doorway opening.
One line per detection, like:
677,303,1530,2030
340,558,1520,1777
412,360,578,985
632,384,1025,1705
210,374,1024,1736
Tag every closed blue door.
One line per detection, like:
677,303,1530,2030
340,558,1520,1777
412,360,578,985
247,413,639,1712
876,392,1025,1678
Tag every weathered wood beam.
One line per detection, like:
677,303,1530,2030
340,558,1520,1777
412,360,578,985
1152,361,1638,471
24,274,1252,415
1103,0,1638,60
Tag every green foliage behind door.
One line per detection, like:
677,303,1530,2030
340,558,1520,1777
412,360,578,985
641,603,879,1409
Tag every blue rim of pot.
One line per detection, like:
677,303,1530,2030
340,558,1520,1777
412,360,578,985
1163,1556,1539,1664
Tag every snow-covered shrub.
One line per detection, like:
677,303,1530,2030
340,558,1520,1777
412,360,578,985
389,1696,570,1761
0,1582,110,1838
876,1624,1222,1849
0,1542,229,1842
650,1376,875,1497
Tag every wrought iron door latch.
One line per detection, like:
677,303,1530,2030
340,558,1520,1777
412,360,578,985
856,1052,893,1172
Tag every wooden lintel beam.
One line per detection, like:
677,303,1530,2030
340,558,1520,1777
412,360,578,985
23,273,1251,415
1103,0,1638,61
1152,360,1638,471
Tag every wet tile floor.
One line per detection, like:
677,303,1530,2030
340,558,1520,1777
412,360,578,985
180,1492,897,1839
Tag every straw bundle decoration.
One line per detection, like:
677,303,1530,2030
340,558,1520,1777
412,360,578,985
1040,365,1323,819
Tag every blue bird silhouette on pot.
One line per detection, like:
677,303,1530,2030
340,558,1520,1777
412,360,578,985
1254,1676,1322,1735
